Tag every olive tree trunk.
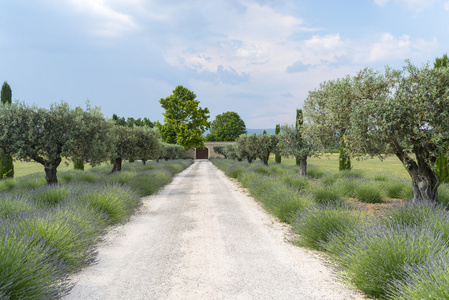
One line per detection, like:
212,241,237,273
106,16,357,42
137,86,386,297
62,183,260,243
110,157,122,173
393,141,440,201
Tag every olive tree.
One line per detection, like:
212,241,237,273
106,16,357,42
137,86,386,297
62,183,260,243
305,62,449,201
235,134,258,163
303,78,353,170
256,134,278,166
110,125,138,173
277,110,311,176
133,126,161,165
0,101,113,184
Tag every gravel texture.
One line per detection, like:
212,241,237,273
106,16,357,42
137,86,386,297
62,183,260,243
64,160,365,300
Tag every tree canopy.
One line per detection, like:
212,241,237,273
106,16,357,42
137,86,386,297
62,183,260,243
159,85,210,149
304,61,449,201
206,111,246,141
0,101,113,184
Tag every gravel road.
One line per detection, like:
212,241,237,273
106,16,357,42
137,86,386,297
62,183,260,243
64,160,365,300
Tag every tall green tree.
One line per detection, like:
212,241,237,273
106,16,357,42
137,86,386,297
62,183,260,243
433,54,449,183
0,102,113,184
275,124,281,163
304,62,449,201
206,111,246,141
159,86,210,149
0,81,14,178
295,109,310,176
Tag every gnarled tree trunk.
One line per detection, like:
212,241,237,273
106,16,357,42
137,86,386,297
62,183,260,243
393,141,440,201
110,157,122,173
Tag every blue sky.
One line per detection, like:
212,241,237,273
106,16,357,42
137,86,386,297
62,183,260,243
1,0,448,128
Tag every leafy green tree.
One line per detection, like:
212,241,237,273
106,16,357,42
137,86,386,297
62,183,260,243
159,85,210,149
256,134,278,166
206,111,246,141
277,109,310,176
0,81,14,178
235,134,258,163
213,146,227,158
158,143,185,161
110,125,138,173
275,124,281,163
277,123,310,176
433,54,449,183
133,126,160,165
0,101,113,184
305,62,449,201
223,144,242,161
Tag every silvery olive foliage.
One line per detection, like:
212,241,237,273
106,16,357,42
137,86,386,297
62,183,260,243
304,61,449,201
0,101,113,185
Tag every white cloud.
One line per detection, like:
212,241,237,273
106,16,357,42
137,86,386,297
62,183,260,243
444,1,449,10
55,0,139,37
357,33,438,63
162,1,311,80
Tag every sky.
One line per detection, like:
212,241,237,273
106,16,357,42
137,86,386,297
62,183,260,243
1,0,449,128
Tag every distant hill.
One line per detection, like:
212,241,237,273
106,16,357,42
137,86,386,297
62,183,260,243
246,129,276,135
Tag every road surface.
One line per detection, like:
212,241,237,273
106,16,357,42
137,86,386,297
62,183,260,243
64,160,364,300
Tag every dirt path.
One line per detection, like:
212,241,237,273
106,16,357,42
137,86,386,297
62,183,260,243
64,160,364,300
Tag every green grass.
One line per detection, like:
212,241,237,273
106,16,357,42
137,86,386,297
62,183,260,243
280,154,410,179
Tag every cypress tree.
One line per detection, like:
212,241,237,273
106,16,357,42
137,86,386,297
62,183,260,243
73,157,85,171
295,109,302,166
434,54,449,182
275,124,281,163
339,139,352,171
0,81,14,178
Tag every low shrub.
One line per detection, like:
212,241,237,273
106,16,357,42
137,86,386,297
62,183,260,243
338,178,359,198
240,172,311,223
0,193,36,217
127,169,171,197
336,169,365,179
388,255,449,299
0,226,72,299
311,184,343,204
74,183,140,225
282,174,309,191
320,173,337,186
334,223,449,298
354,182,383,203
226,165,247,179
27,185,72,207
11,208,100,272
437,183,449,208
0,178,16,193
384,181,407,199
381,199,446,228
373,173,389,182
306,167,326,178
14,174,47,191
292,202,366,251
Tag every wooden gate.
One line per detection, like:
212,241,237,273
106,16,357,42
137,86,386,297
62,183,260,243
196,148,209,159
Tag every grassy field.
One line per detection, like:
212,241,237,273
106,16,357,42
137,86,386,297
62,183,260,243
278,154,410,180
12,160,106,178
